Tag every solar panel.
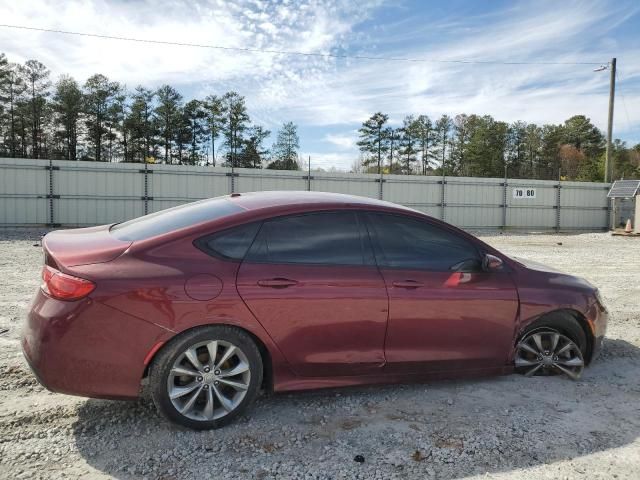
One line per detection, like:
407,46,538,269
607,180,640,198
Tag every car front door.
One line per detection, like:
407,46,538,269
365,212,519,374
236,211,389,377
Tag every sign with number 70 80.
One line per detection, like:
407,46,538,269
512,188,536,199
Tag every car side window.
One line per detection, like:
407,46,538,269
196,222,261,260
366,212,481,271
246,212,369,265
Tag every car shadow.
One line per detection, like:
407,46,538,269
72,338,640,479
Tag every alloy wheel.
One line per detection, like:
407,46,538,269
515,330,584,380
167,340,251,421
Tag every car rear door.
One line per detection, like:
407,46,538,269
236,211,389,377
365,212,519,374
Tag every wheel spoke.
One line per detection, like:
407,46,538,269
180,385,204,414
219,361,249,377
206,341,218,367
524,363,543,377
203,387,214,420
170,382,200,400
217,378,249,391
550,333,560,352
213,384,234,411
184,347,203,370
532,334,544,352
555,357,584,367
170,366,199,377
556,342,573,356
215,346,237,369
515,357,540,367
554,363,581,380
518,342,539,355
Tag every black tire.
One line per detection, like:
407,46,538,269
149,325,263,430
519,312,587,355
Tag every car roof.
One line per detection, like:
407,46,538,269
228,190,417,214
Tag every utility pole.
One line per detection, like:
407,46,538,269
605,57,616,183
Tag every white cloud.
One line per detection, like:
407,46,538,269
324,133,357,150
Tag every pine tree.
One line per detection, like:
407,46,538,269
268,122,300,170
0,55,27,157
83,74,120,162
220,92,250,169
154,84,182,164
183,99,207,165
398,116,418,174
240,126,270,168
204,94,224,166
21,60,51,159
414,115,433,175
434,115,453,175
52,75,82,160
357,112,388,173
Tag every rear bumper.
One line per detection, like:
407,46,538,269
22,289,169,399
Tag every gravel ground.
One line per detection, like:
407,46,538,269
1,229,639,480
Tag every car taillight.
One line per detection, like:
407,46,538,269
41,265,95,300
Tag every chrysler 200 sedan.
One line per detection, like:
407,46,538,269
23,191,608,429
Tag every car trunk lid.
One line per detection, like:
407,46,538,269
43,225,132,269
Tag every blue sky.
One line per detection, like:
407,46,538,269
1,0,639,170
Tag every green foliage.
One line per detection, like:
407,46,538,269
52,76,82,160
0,51,638,180
357,112,388,173
83,74,120,162
268,122,300,170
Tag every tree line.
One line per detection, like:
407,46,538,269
356,112,639,181
1,52,638,181
0,53,300,169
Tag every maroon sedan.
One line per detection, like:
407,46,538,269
23,191,607,429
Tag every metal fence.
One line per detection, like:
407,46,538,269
0,157,611,231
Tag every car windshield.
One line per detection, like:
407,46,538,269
110,197,242,241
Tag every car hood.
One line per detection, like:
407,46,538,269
513,256,595,291
512,256,563,274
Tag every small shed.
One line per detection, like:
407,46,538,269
607,180,640,232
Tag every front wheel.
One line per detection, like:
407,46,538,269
149,326,263,429
515,313,587,380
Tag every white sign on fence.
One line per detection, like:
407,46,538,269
512,187,536,199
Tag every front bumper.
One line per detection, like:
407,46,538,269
586,297,608,363
22,289,168,399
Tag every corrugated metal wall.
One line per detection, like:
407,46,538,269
0,157,610,231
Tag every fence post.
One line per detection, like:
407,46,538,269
140,163,152,215
555,180,562,232
47,159,55,226
502,168,508,230
143,163,149,215
440,176,446,221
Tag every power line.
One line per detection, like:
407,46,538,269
0,23,606,66
615,70,633,132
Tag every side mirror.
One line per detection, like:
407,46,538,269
483,254,504,271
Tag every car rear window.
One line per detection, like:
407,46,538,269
110,197,242,241
196,222,261,260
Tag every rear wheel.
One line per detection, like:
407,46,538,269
515,313,587,380
149,326,263,429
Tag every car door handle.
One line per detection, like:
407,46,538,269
392,280,424,289
257,278,298,288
